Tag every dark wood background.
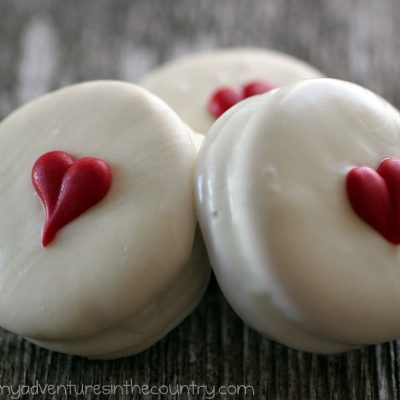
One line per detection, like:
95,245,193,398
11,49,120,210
1,0,400,398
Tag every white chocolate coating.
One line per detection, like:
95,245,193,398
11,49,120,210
0,81,210,359
141,48,324,134
196,78,400,353
190,130,205,150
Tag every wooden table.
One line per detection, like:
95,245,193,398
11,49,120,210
1,0,400,398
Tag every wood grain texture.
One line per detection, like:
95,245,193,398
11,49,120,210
1,0,400,398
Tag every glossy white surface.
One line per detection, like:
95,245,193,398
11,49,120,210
0,81,210,358
196,78,400,353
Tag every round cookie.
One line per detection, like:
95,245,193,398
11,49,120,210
141,48,324,134
0,81,210,359
196,78,400,353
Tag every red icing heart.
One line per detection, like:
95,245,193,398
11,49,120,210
208,80,276,118
346,157,400,244
242,80,276,98
32,151,112,246
208,86,243,118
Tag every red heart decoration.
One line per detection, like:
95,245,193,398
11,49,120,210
346,157,400,244
32,151,112,246
208,86,243,118
207,80,277,118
